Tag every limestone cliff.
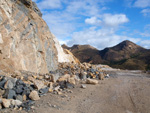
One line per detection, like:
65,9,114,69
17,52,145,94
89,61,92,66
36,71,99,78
0,0,58,73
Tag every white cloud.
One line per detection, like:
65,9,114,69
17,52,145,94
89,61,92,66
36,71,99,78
103,14,129,26
134,0,150,8
67,27,140,50
85,17,101,25
141,8,150,16
140,24,150,37
140,40,150,48
35,0,112,40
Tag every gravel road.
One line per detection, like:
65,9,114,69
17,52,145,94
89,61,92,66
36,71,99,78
3,70,150,113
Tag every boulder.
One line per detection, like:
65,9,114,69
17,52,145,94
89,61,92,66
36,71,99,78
67,77,76,85
0,77,7,89
81,84,86,89
16,95,23,102
57,74,70,82
86,78,98,85
39,87,49,96
4,80,14,89
11,99,22,107
2,99,11,108
29,91,40,101
33,80,46,90
99,73,104,80
3,89,16,99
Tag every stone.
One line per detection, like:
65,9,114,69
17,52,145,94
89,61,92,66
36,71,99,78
21,100,35,111
81,84,86,89
33,80,46,90
48,88,53,93
67,77,76,85
0,89,5,97
105,74,110,78
0,77,7,89
39,87,49,96
11,99,22,107
3,89,16,99
27,76,35,82
2,99,11,108
14,85,23,94
0,103,2,109
4,80,14,89
86,78,98,85
29,91,40,101
16,95,23,102
23,95,27,101
54,86,60,91
99,73,104,80
66,83,74,89
57,74,70,82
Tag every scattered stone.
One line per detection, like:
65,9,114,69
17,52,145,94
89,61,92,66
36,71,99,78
11,99,22,107
14,85,23,94
4,79,14,89
99,73,104,80
67,77,76,85
54,86,60,91
0,77,7,89
39,87,49,96
2,99,11,108
86,78,98,85
81,84,86,89
29,91,40,101
105,74,110,78
16,95,23,102
57,74,70,82
57,91,62,95
66,83,74,89
23,95,27,101
33,80,46,90
48,88,53,93
0,103,2,109
21,100,35,111
0,89,5,97
3,89,16,99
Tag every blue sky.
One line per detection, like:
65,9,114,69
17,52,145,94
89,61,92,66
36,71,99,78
33,0,150,49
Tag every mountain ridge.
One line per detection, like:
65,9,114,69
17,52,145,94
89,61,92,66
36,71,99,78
62,40,150,70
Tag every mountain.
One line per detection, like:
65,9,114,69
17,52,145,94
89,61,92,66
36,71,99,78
62,44,103,64
0,0,76,74
62,40,150,70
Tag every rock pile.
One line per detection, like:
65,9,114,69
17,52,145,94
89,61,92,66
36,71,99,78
0,62,109,111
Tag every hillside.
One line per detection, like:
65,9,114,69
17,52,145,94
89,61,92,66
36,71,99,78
62,44,103,64
62,40,150,70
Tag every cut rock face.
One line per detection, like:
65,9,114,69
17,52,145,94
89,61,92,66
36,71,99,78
0,0,58,73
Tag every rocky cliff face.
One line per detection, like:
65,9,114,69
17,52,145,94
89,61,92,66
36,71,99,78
0,0,58,73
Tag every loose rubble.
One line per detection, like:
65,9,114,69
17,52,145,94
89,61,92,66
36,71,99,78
0,62,109,111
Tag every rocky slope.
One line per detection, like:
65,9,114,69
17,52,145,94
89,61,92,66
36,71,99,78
63,40,150,70
0,0,76,74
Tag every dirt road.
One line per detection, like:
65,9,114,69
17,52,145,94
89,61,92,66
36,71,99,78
4,70,150,113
